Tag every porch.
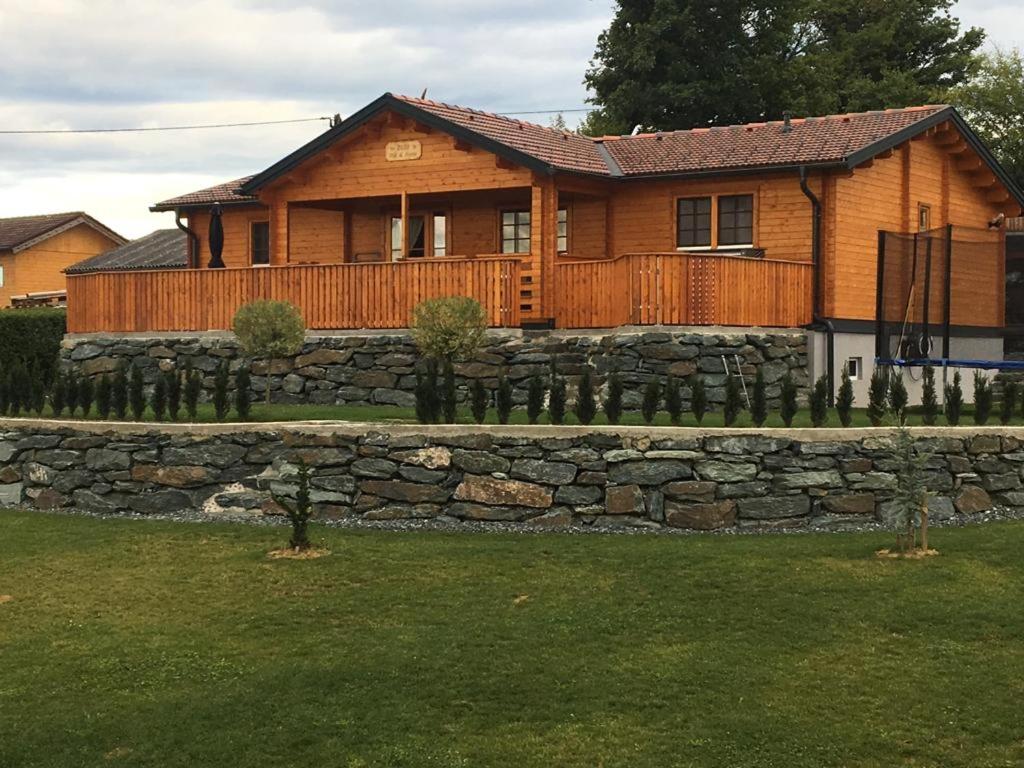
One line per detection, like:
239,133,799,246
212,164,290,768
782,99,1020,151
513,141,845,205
64,250,814,334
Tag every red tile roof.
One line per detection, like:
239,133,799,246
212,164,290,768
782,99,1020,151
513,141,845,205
0,212,125,253
152,176,258,211
599,105,949,176
393,94,610,175
154,99,956,209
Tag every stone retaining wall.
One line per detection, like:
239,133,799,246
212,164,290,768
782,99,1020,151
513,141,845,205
1,421,1019,530
61,328,809,410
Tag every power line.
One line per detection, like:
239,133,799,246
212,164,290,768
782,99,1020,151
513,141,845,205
0,116,332,135
496,107,596,115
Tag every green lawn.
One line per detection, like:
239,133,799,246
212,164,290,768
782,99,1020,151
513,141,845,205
1,511,1022,767
16,400,1018,427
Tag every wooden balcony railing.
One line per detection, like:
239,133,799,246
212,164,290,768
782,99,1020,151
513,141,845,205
554,252,814,329
66,257,522,334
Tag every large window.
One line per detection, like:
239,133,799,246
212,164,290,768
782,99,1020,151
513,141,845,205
502,210,531,254
557,208,568,253
391,213,446,260
717,194,754,246
676,197,712,248
251,221,270,266
433,213,447,257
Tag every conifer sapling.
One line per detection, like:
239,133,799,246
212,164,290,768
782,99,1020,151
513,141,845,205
921,365,938,426
750,368,767,427
602,373,623,425
96,374,112,420
836,368,854,428
641,378,661,425
213,360,230,421
235,364,252,421
1000,379,1018,426
129,363,145,420
78,375,94,418
779,373,799,428
888,371,908,425
689,375,707,425
496,370,513,425
526,375,545,425
151,372,168,421
810,374,829,427
470,378,488,424
944,370,963,426
973,371,992,425
574,369,597,425
664,374,683,426
723,374,743,427
867,368,889,426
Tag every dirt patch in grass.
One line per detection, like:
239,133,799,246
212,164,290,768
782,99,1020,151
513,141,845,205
875,548,940,559
0,594,12,604
267,547,330,560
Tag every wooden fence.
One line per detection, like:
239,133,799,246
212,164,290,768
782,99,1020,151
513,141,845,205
554,252,813,328
66,258,522,333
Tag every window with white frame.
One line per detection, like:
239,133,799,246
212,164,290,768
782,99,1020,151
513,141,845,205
847,357,863,381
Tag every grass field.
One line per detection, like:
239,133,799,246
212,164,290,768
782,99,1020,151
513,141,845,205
11,400,1013,428
1,511,1022,767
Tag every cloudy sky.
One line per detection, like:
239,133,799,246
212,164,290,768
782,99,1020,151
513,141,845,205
0,0,1020,239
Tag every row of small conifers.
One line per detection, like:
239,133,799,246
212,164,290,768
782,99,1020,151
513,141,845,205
414,360,1010,427
0,359,252,422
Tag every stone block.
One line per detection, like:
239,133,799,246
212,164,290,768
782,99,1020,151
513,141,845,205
453,475,551,508
737,495,810,519
608,460,692,485
605,484,644,515
665,499,737,530
955,485,992,514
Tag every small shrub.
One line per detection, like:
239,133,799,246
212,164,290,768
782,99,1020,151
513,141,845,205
574,369,597,426
414,359,440,424
30,367,46,416
183,359,201,421
410,296,487,363
129,364,145,420
64,369,79,417
235,365,252,421
548,372,567,426
779,373,799,428
750,368,767,427
602,373,623,425
973,371,992,426
10,364,30,417
495,371,513,425
526,375,545,425
723,375,743,427
889,371,909,425
232,300,306,404
78,375,94,418
689,375,707,425
944,371,963,426
891,427,932,553
0,308,65,389
112,364,128,420
641,378,661,425
440,360,457,424
212,361,230,421
836,368,854,427
921,365,938,425
96,375,112,420
167,365,182,421
1000,380,1018,425
470,378,488,424
151,372,168,421
810,374,829,427
867,368,889,426
664,375,683,425
272,460,314,551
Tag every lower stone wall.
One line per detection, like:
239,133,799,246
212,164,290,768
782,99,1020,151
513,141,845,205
61,328,809,410
1,421,1019,530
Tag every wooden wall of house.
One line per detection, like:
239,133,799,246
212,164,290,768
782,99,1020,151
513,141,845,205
606,173,816,262
187,205,269,269
0,224,120,307
829,129,1009,326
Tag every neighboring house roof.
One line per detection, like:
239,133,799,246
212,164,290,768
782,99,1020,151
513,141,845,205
153,94,1024,210
151,176,257,212
65,229,188,274
0,212,126,254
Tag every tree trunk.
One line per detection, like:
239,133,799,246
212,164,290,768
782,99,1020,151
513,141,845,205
266,359,273,406
919,502,929,552
289,516,309,551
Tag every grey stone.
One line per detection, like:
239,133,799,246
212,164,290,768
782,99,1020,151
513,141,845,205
554,485,602,506
128,489,193,514
955,485,992,514
737,495,811,519
351,458,398,478
359,479,451,504
391,446,451,469
452,449,510,474
24,462,56,485
163,443,248,468
454,475,552,508
608,461,692,485
0,482,22,506
772,470,843,491
85,448,131,472
510,458,576,485
605,484,645,515
663,480,717,501
665,500,737,530
695,461,758,483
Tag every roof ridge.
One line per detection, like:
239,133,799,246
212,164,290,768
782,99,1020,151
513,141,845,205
392,93,587,140
0,211,85,223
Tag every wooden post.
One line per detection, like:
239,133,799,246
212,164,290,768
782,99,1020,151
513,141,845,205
400,191,410,260
269,198,288,265
530,177,558,322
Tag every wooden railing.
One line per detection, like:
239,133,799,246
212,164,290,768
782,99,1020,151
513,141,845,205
554,252,813,329
66,258,522,333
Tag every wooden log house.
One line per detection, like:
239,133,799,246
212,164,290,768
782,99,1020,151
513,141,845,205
66,93,1023,372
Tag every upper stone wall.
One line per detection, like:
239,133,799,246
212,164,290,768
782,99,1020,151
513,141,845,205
61,329,809,410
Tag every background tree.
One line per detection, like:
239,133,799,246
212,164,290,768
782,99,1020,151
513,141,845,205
973,372,992,425
64,370,79,417
30,367,45,417
603,373,624,425
689,375,707,425
213,361,230,421
272,460,314,551
810,374,829,427
723,375,743,427
78,375,94,418
235,364,252,421
96,374,111,420
232,300,306,404
183,360,201,421
947,48,1024,189
921,365,939,425
167,365,182,421
112,365,128,420
574,369,597,426
496,371,513,425
548,368,566,425
527,375,545,425
0,370,10,416
944,370,963,426
779,373,798,427
583,0,983,135
414,359,440,424
750,368,768,427
889,372,909,425
470,378,488,424
50,370,65,418
440,361,457,424
129,364,145,420
1001,380,1018,426
867,368,889,426
664,374,683,425
151,373,168,421
641,378,661,425
836,368,854,427
410,297,487,363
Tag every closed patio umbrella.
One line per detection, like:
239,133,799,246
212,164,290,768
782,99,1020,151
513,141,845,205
208,203,225,269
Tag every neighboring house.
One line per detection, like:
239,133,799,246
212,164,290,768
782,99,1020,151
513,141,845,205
66,93,1023,397
0,212,126,308
65,229,187,275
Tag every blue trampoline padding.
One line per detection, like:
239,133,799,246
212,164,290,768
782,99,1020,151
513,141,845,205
876,358,1024,371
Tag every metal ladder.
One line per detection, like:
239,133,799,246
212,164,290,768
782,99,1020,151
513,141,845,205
721,354,751,410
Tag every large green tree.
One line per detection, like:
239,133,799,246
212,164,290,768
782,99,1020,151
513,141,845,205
947,48,1024,189
582,0,983,135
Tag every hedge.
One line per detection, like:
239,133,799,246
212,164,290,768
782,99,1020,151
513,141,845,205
0,308,66,386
